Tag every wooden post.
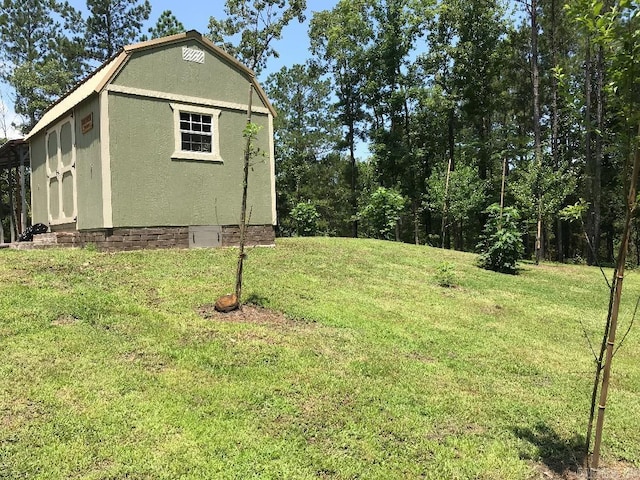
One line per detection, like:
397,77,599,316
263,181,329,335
8,166,15,243
0,168,4,244
20,146,27,233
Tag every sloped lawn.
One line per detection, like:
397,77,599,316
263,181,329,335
1,237,639,479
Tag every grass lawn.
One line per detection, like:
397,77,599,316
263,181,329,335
1,237,639,479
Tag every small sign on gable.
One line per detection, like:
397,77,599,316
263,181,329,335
81,113,93,134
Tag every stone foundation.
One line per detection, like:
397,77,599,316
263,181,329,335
220,225,278,247
24,225,275,251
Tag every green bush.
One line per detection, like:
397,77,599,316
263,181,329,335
435,261,458,288
477,204,524,274
290,201,320,236
359,187,406,240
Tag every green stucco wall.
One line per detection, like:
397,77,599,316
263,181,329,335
28,37,275,232
111,40,268,110
29,96,104,230
108,92,273,227
74,96,104,230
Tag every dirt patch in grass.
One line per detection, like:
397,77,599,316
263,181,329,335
51,314,79,326
120,350,168,373
533,462,640,479
197,303,310,328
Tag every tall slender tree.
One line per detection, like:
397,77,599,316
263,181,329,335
0,0,85,130
309,0,374,238
366,0,433,244
141,10,185,40
265,62,340,233
208,0,306,76
85,0,151,62
209,0,306,309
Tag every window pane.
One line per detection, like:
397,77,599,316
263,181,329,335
179,111,214,154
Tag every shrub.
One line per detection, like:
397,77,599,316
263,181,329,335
290,201,320,237
477,204,524,274
359,187,406,240
435,261,458,288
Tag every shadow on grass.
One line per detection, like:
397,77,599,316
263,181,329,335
244,293,269,307
513,423,586,474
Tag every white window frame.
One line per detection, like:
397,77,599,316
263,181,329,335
170,103,222,162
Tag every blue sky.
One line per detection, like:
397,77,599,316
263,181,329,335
138,0,331,80
1,0,336,138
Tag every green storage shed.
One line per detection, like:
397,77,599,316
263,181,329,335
25,30,276,250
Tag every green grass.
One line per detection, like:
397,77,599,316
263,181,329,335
1,237,639,479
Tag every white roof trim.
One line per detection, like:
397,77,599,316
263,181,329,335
25,31,276,141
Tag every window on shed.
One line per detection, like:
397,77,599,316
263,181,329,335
170,103,222,162
180,112,212,153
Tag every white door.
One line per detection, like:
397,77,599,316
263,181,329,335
45,116,77,226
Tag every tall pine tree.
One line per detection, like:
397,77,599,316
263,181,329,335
0,0,85,130
85,0,151,62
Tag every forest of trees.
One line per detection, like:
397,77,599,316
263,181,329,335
1,0,638,267
266,0,639,268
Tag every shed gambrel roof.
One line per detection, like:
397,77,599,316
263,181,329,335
25,30,276,140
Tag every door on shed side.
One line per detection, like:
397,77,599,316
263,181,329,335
45,115,77,227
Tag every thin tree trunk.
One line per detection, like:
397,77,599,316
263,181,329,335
235,83,254,304
349,118,358,238
591,43,605,263
413,201,419,245
589,125,640,477
441,154,453,249
530,0,543,265
500,157,507,224
585,37,596,263
551,0,564,262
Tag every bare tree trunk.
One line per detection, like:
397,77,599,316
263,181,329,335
530,0,543,265
348,100,358,238
589,125,640,477
441,154,453,249
590,43,605,262
551,0,564,262
413,201,419,245
500,157,507,223
585,37,596,264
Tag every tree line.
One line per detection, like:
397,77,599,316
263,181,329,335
266,0,639,267
0,0,185,133
1,0,638,267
